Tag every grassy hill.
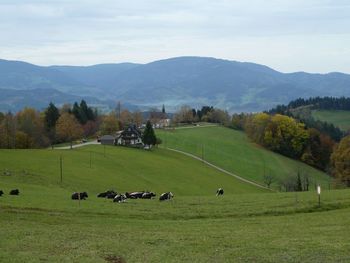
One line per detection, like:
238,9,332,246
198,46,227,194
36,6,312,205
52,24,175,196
312,109,350,131
1,145,350,261
157,126,331,189
0,145,263,199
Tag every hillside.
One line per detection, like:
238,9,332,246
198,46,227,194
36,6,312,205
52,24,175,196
157,126,331,189
312,110,350,131
0,145,263,196
2,57,350,112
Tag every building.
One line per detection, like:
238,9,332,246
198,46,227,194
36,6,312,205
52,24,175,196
99,135,116,145
116,125,143,147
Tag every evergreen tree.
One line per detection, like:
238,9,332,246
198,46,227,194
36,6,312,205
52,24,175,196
44,102,60,130
142,120,157,147
295,172,303,191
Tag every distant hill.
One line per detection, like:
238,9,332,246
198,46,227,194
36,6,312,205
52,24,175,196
0,88,115,112
1,57,350,112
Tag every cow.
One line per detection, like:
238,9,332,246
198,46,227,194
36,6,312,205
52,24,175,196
159,192,174,201
97,190,116,198
141,192,156,199
126,191,144,199
0,190,3,196
9,189,19,195
216,188,224,196
107,193,117,199
71,192,88,200
113,194,127,203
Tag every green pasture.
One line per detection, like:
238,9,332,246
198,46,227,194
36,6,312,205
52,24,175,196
157,126,331,189
311,110,350,131
0,146,349,262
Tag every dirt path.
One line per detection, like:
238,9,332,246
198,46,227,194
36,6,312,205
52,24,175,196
53,140,99,150
167,147,271,191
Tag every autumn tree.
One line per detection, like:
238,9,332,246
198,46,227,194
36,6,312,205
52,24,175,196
132,111,143,127
16,108,49,148
100,112,119,135
0,112,16,148
120,109,133,128
173,105,194,124
331,135,350,186
56,113,83,149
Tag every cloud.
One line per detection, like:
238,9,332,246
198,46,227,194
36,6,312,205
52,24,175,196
0,0,350,73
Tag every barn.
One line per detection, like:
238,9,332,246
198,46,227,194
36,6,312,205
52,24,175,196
99,135,116,145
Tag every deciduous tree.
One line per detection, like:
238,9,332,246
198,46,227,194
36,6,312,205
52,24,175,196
56,113,83,149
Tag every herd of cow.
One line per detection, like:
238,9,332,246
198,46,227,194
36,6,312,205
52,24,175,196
0,188,224,201
71,188,224,203
71,190,174,202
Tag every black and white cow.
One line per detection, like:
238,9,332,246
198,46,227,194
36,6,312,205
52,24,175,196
216,188,224,196
97,190,116,198
71,192,88,200
9,189,19,195
126,191,144,199
0,190,4,196
141,192,156,199
113,194,127,203
159,192,174,201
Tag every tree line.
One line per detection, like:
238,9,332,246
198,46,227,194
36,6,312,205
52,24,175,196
0,101,147,149
232,112,350,187
268,96,348,141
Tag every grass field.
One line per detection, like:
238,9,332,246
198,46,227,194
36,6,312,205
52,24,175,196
157,126,331,189
312,110,350,131
1,146,350,262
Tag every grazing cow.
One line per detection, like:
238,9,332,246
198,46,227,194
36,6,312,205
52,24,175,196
127,191,144,199
159,192,174,201
97,190,116,198
71,192,88,200
9,189,19,195
141,192,156,199
216,188,224,196
0,190,3,196
113,194,127,203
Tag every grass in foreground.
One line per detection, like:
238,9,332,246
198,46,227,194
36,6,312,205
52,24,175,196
1,187,350,262
0,146,349,262
157,126,331,189
311,109,350,131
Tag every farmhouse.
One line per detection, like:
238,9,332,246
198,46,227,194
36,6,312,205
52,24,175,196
116,125,143,146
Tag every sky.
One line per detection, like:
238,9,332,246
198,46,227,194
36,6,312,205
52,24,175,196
0,0,350,73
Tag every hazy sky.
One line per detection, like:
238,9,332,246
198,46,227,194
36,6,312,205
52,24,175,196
1,0,350,73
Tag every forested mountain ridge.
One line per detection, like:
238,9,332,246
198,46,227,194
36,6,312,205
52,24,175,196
1,57,350,112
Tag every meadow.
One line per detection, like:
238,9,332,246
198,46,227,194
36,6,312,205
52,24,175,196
311,110,350,131
1,145,349,262
157,126,331,189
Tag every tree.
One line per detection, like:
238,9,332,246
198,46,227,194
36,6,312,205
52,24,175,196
16,107,49,148
331,135,350,186
263,173,275,188
56,113,83,149
142,120,157,148
100,112,119,135
44,102,60,130
0,112,16,148
132,111,143,127
120,109,133,127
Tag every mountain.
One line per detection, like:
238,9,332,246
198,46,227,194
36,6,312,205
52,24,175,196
1,57,350,112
